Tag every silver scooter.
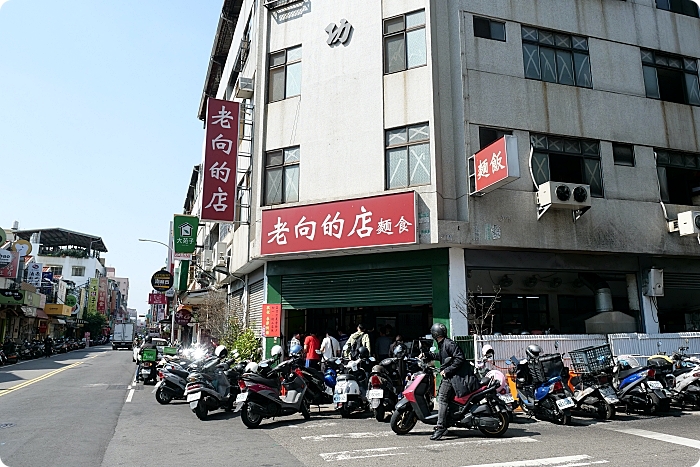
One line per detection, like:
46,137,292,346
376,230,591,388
184,345,239,420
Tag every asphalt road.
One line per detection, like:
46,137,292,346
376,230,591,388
2,349,700,467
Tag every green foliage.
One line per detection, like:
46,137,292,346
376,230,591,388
219,315,261,362
42,248,89,258
84,311,107,337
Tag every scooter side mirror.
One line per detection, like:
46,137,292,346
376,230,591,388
443,356,453,366
369,357,376,362
505,360,512,366
430,346,437,353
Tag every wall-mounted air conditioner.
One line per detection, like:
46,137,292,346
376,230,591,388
536,181,592,220
201,250,214,271
678,211,700,236
235,77,254,99
213,242,227,267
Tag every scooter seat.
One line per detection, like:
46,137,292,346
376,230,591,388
169,369,189,379
618,367,644,380
673,368,694,377
453,385,489,405
243,373,279,389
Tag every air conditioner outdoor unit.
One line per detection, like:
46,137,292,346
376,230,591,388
678,211,700,236
213,242,227,267
235,77,254,99
201,250,214,271
536,181,591,220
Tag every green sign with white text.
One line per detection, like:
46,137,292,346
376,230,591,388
173,215,198,254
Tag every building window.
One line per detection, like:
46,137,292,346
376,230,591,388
521,26,592,88
268,45,301,103
473,17,506,42
48,266,62,276
656,149,700,205
71,266,85,277
264,147,299,205
383,10,427,74
642,50,700,106
386,123,431,189
530,133,604,197
612,143,635,167
656,0,699,17
478,127,512,150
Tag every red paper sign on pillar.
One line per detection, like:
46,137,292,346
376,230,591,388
201,98,240,222
261,304,281,338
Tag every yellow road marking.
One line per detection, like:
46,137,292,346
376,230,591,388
0,361,84,398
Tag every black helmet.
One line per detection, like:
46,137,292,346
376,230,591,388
393,344,407,359
357,346,370,359
430,323,448,340
145,336,152,343
526,344,542,359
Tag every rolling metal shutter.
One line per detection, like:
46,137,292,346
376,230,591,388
664,273,700,290
281,267,433,310
229,288,244,326
248,280,265,337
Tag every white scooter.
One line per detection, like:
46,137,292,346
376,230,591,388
334,345,375,417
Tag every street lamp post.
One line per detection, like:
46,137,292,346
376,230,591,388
138,238,176,343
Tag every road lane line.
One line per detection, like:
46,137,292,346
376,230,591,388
0,361,83,398
125,388,135,403
302,431,393,441
460,455,607,467
320,437,538,461
612,428,700,450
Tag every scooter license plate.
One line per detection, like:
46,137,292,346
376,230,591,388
647,380,664,389
233,402,244,413
186,392,201,402
498,394,514,404
235,392,248,403
333,394,347,403
368,389,384,399
599,387,615,397
556,397,575,410
604,396,619,404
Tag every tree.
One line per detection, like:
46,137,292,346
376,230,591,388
454,286,502,336
84,311,107,337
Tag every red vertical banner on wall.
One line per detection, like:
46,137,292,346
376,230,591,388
201,98,240,222
97,277,108,314
262,304,281,338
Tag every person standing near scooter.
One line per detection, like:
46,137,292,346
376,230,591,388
423,323,477,441
44,335,52,358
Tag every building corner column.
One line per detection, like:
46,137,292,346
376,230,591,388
448,247,468,336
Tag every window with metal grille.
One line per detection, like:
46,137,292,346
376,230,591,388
612,143,635,167
268,45,301,103
386,123,431,189
264,147,299,205
656,0,699,17
71,266,85,277
641,49,700,106
49,266,63,276
530,133,604,197
656,149,700,205
521,26,592,88
478,127,512,150
383,10,427,74
473,17,506,42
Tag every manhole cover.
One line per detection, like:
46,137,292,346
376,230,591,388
0,423,16,429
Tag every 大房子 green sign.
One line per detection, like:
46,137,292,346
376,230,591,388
173,215,199,254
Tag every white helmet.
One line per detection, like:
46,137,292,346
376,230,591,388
245,362,259,373
214,345,228,358
482,344,494,359
270,345,283,357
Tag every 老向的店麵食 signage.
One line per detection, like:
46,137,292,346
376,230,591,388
261,191,417,256
469,135,520,196
151,270,174,292
201,99,239,223
174,214,199,254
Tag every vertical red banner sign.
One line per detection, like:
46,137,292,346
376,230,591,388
201,98,240,222
262,304,281,338
97,277,108,314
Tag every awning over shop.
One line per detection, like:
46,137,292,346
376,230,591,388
180,289,212,305
36,308,49,320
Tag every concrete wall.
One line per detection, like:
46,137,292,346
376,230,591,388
36,256,106,285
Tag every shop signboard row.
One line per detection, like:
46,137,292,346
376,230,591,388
88,278,98,314
0,250,19,278
0,289,42,307
97,277,108,313
174,215,199,255
26,262,42,288
261,191,418,255
201,98,240,223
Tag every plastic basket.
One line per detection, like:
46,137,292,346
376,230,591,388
142,348,157,362
569,344,613,374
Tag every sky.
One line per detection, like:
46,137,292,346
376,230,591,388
0,0,222,314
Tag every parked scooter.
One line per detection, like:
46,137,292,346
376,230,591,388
368,343,410,422
474,345,517,419
612,355,670,414
648,347,700,410
334,345,375,417
185,346,240,420
390,351,510,437
508,345,574,425
234,345,311,428
566,344,619,420
2,341,19,364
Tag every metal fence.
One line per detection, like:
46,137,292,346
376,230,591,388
608,333,700,362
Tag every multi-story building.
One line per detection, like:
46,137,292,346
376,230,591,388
184,0,700,353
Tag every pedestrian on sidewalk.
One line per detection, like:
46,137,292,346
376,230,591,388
320,329,340,371
375,326,392,361
304,331,321,370
43,335,52,358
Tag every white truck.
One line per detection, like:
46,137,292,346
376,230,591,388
112,323,135,350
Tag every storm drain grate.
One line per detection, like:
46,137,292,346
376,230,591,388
0,423,16,429
106,385,129,390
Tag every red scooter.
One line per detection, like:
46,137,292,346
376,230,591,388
390,355,509,437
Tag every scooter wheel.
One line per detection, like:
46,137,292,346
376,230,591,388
390,408,418,435
553,408,571,425
301,398,311,420
479,411,510,438
241,403,263,428
155,387,172,405
596,401,615,420
374,406,386,422
193,400,208,420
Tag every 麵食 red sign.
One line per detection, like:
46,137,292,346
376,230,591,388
148,293,167,305
469,135,520,195
261,191,417,255
201,98,240,222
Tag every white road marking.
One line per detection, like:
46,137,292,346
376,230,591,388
613,428,700,450
303,431,393,441
461,455,607,467
125,388,135,403
320,437,538,461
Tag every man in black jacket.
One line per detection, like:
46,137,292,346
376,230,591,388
424,323,476,441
